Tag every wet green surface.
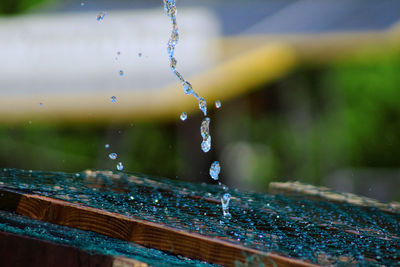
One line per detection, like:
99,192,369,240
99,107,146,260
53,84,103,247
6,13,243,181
0,168,399,266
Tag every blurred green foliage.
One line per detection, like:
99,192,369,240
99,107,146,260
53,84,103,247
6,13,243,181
0,0,48,15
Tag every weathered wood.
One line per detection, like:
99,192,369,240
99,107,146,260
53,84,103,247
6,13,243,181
0,230,146,267
0,187,317,267
269,181,400,213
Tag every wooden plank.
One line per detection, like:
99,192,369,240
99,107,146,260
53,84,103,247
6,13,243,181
0,187,317,267
269,181,400,214
0,230,146,267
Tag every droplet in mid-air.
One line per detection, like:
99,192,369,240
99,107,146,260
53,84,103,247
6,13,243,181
119,70,124,76
138,53,142,57
180,112,187,121
105,144,110,148
170,57,177,70
209,161,220,180
96,12,106,21
182,81,193,95
201,136,211,153
117,51,121,55
111,96,117,103
39,103,43,107
221,193,231,218
200,117,210,139
199,97,207,116
109,153,117,160
215,100,221,109
117,162,124,170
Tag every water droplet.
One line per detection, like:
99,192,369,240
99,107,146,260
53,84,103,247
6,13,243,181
117,51,121,55
164,0,177,17
200,117,210,139
209,161,220,180
201,136,211,153
138,53,142,57
215,100,221,108
199,97,207,116
105,144,110,148
182,81,193,95
111,96,117,103
39,103,43,106
221,193,231,218
81,2,85,6
170,57,177,70
119,70,124,76
180,112,187,121
117,162,124,170
200,117,211,152
96,12,106,22
109,153,117,160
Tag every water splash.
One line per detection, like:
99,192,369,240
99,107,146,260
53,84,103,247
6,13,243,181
96,12,106,22
110,96,117,103
221,193,231,218
109,153,117,160
215,100,221,109
209,161,220,181
180,112,187,121
117,162,124,170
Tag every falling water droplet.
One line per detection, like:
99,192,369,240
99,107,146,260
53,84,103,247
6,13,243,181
117,162,124,170
182,81,193,95
170,57,177,70
138,53,142,57
105,144,110,148
215,100,221,109
109,153,117,160
119,70,124,76
221,193,231,218
96,12,106,22
81,2,85,6
117,51,121,55
200,117,211,152
111,96,117,103
199,97,207,116
39,103,43,107
209,161,220,180
180,112,187,121
201,136,211,153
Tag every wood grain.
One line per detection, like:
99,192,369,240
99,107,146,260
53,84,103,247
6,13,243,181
0,187,317,267
0,230,146,267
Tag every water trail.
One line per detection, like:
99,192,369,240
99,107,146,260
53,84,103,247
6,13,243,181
163,0,231,217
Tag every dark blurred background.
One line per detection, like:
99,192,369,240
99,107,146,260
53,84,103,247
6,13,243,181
1,0,400,202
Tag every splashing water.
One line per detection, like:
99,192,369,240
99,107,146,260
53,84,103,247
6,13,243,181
117,162,124,170
180,112,187,121
209,161,220,180
109,153,117,160
215,100,221,109
221,193,231,218
110,96,117,103
96,12,106,22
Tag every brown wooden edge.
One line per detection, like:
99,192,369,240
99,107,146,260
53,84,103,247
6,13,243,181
0,187,318,267
269,181,400,214
0,229,146,267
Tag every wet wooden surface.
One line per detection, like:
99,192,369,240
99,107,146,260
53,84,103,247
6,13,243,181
0,187,316,267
